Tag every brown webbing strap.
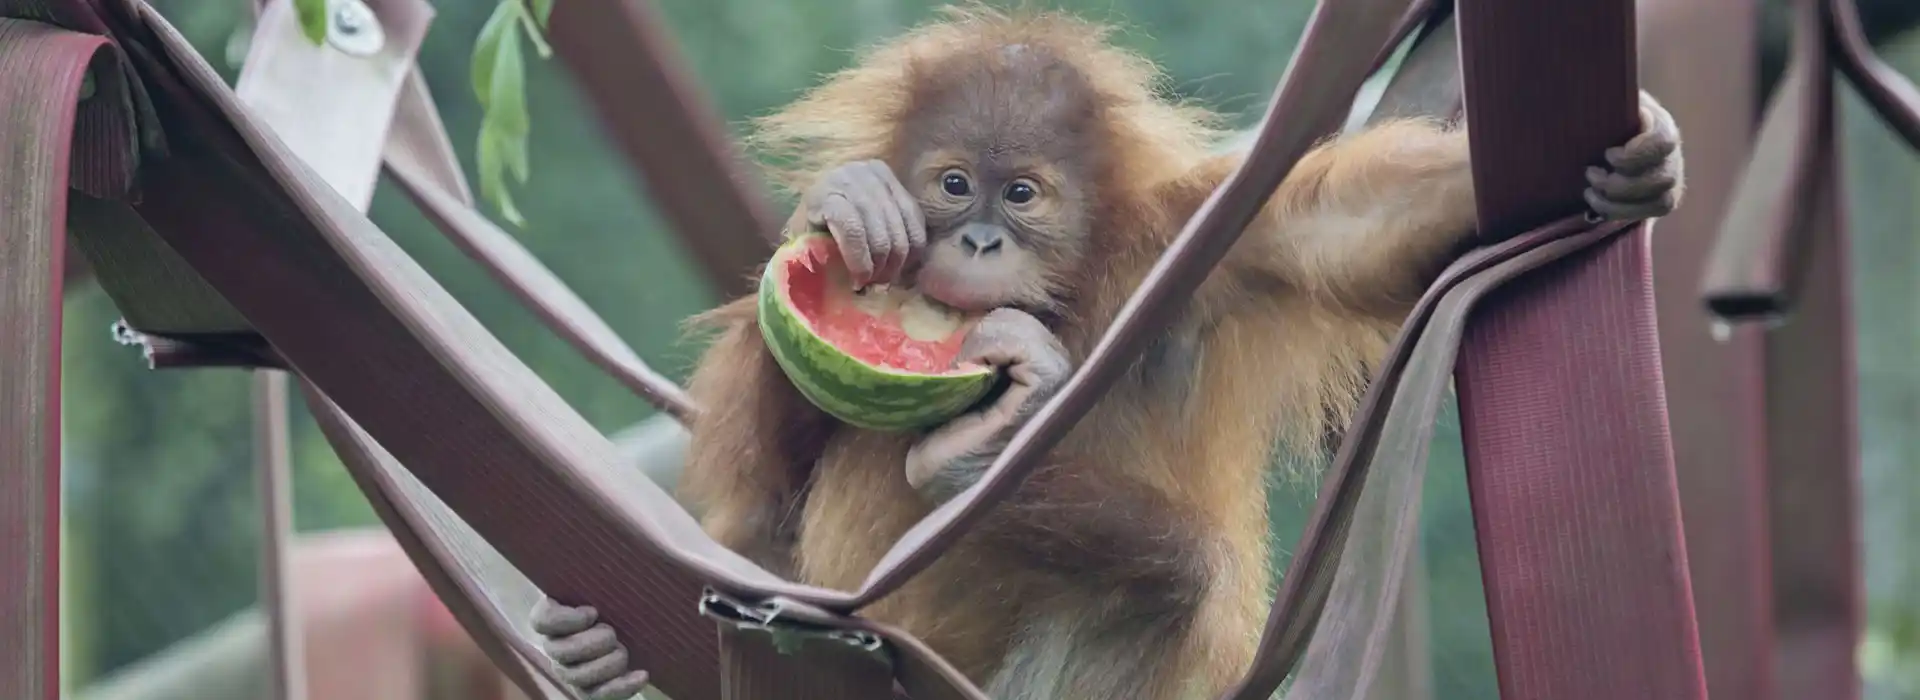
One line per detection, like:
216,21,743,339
303,385,579,700
1701,1,1864,697
385,160,697,422
384,69,473,204
546,0,777,296
1361,5,1460,127
1365,0,1441,78
65,190,255,337
1452,1,1705,698
1637,0,1770,698
1829,0,1920,150
1701,0,1831,320
0,19,111,700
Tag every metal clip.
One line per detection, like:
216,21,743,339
698,589,885,658
326,0,385,57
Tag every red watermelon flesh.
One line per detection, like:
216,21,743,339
778,234,981,375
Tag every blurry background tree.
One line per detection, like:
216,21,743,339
51,1,1920,698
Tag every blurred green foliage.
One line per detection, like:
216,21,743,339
49,1,1919,698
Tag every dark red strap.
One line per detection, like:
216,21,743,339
1453,1,1706,699
0,18,107,700
304,386,565,699
1637,0,1773,698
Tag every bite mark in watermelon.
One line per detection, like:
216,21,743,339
757,234,997,431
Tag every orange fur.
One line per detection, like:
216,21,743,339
680,6,1484,699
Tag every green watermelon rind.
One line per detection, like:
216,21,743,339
757,235,997,431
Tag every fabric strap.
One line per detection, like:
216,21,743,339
1450,1,1706,698
0,18,111,700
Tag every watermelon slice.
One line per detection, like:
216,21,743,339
756,233,997,431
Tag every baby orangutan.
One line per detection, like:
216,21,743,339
529,8,1684,700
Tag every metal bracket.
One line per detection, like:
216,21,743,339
111,320,289,370
698,588,886,659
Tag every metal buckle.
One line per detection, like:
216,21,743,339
698,588,885,658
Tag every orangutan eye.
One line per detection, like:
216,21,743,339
1004,179,1038,204
941,171,973,197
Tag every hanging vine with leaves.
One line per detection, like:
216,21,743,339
291,0,553,227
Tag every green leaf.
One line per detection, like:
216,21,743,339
470,0,553,227
477,127,503,204
470,0,519,107
293,0,329,46
490,28,531,182
477,126,527,226
494,181,526,225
